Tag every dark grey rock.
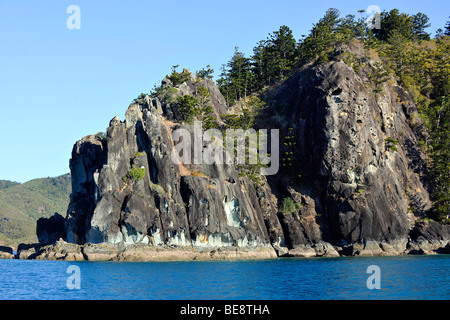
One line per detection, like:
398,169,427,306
38,46,446,259
0,246,13,255
0,245,14,259
409,221,450,242
261,51,432,247
36,212,66,244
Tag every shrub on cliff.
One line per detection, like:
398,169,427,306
167,66,192,85
126,166,146,182
281,197,296,214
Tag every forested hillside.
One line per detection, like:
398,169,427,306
215,9,449,222
0,174,71,247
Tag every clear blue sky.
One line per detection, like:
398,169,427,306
0,0,448,183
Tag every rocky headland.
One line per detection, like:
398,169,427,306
5,42,450,261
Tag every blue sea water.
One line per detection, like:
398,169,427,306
0,255,448,300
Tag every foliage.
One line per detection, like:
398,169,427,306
132,151,146,159
427,97,450,221
126,166,146,182
217,47,253,105
172,86,217,128
385,137,400,152
368,62,390,93
0,174,71,247
151,183,165,196
281,197,296,214
372,9,431,42
195,86,216,129
221,96,267,130
95,131,107,141
173,94,199,124
133,93,148,103
167,66,192,85
0,180,20,190
377,33,449,221
196,65,214,79
445,17,450,36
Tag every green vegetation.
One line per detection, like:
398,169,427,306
173,86,216,128
368,62,390,93
95,131,107,141
221,96,267,130
126,166,146,182
220,97,268,185
195,86,216,129
0,180,20,190
216,8,449,223
385,137,400,152
281,197,296,214
167,65,192,85
143,8,448,222
196,65,214,79
0,174,71,247
133,93,148,103
132,151,146,159
173,94,200,124
150,183,165,197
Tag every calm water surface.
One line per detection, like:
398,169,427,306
0,255,448,300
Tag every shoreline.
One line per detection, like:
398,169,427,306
1,238,449,261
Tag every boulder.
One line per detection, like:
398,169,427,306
36,212,66,244
407,221,450,254
0,246,14,259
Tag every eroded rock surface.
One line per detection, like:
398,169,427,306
64,75,284,256
25,45,449,261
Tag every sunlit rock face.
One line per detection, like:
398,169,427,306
61,48,437,257
65,76,284,252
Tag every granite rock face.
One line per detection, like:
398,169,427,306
261,44,434,250
64,75,284,255
408,221,450,254
48,46,448,259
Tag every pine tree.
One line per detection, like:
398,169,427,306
298,8,342,63
173,95,198,124
445,17,450,36
412,12,431,41
267,25,297,79
225,47,253,102
196,65,214,79
251,40,271,90
373,9,414,41
428,97,450,221
196,86,216,129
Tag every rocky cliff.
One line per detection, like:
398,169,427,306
259,42,435,255
63,74,285,259
28,43,449,260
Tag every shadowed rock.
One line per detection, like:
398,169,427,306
36,212,66,244
25,46,448,261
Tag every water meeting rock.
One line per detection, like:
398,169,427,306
25,43,449,261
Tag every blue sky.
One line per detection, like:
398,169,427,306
0,0,448,183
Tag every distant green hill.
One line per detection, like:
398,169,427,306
0,180,20,190
0,174,71,248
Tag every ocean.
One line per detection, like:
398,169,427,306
0,255,448,300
